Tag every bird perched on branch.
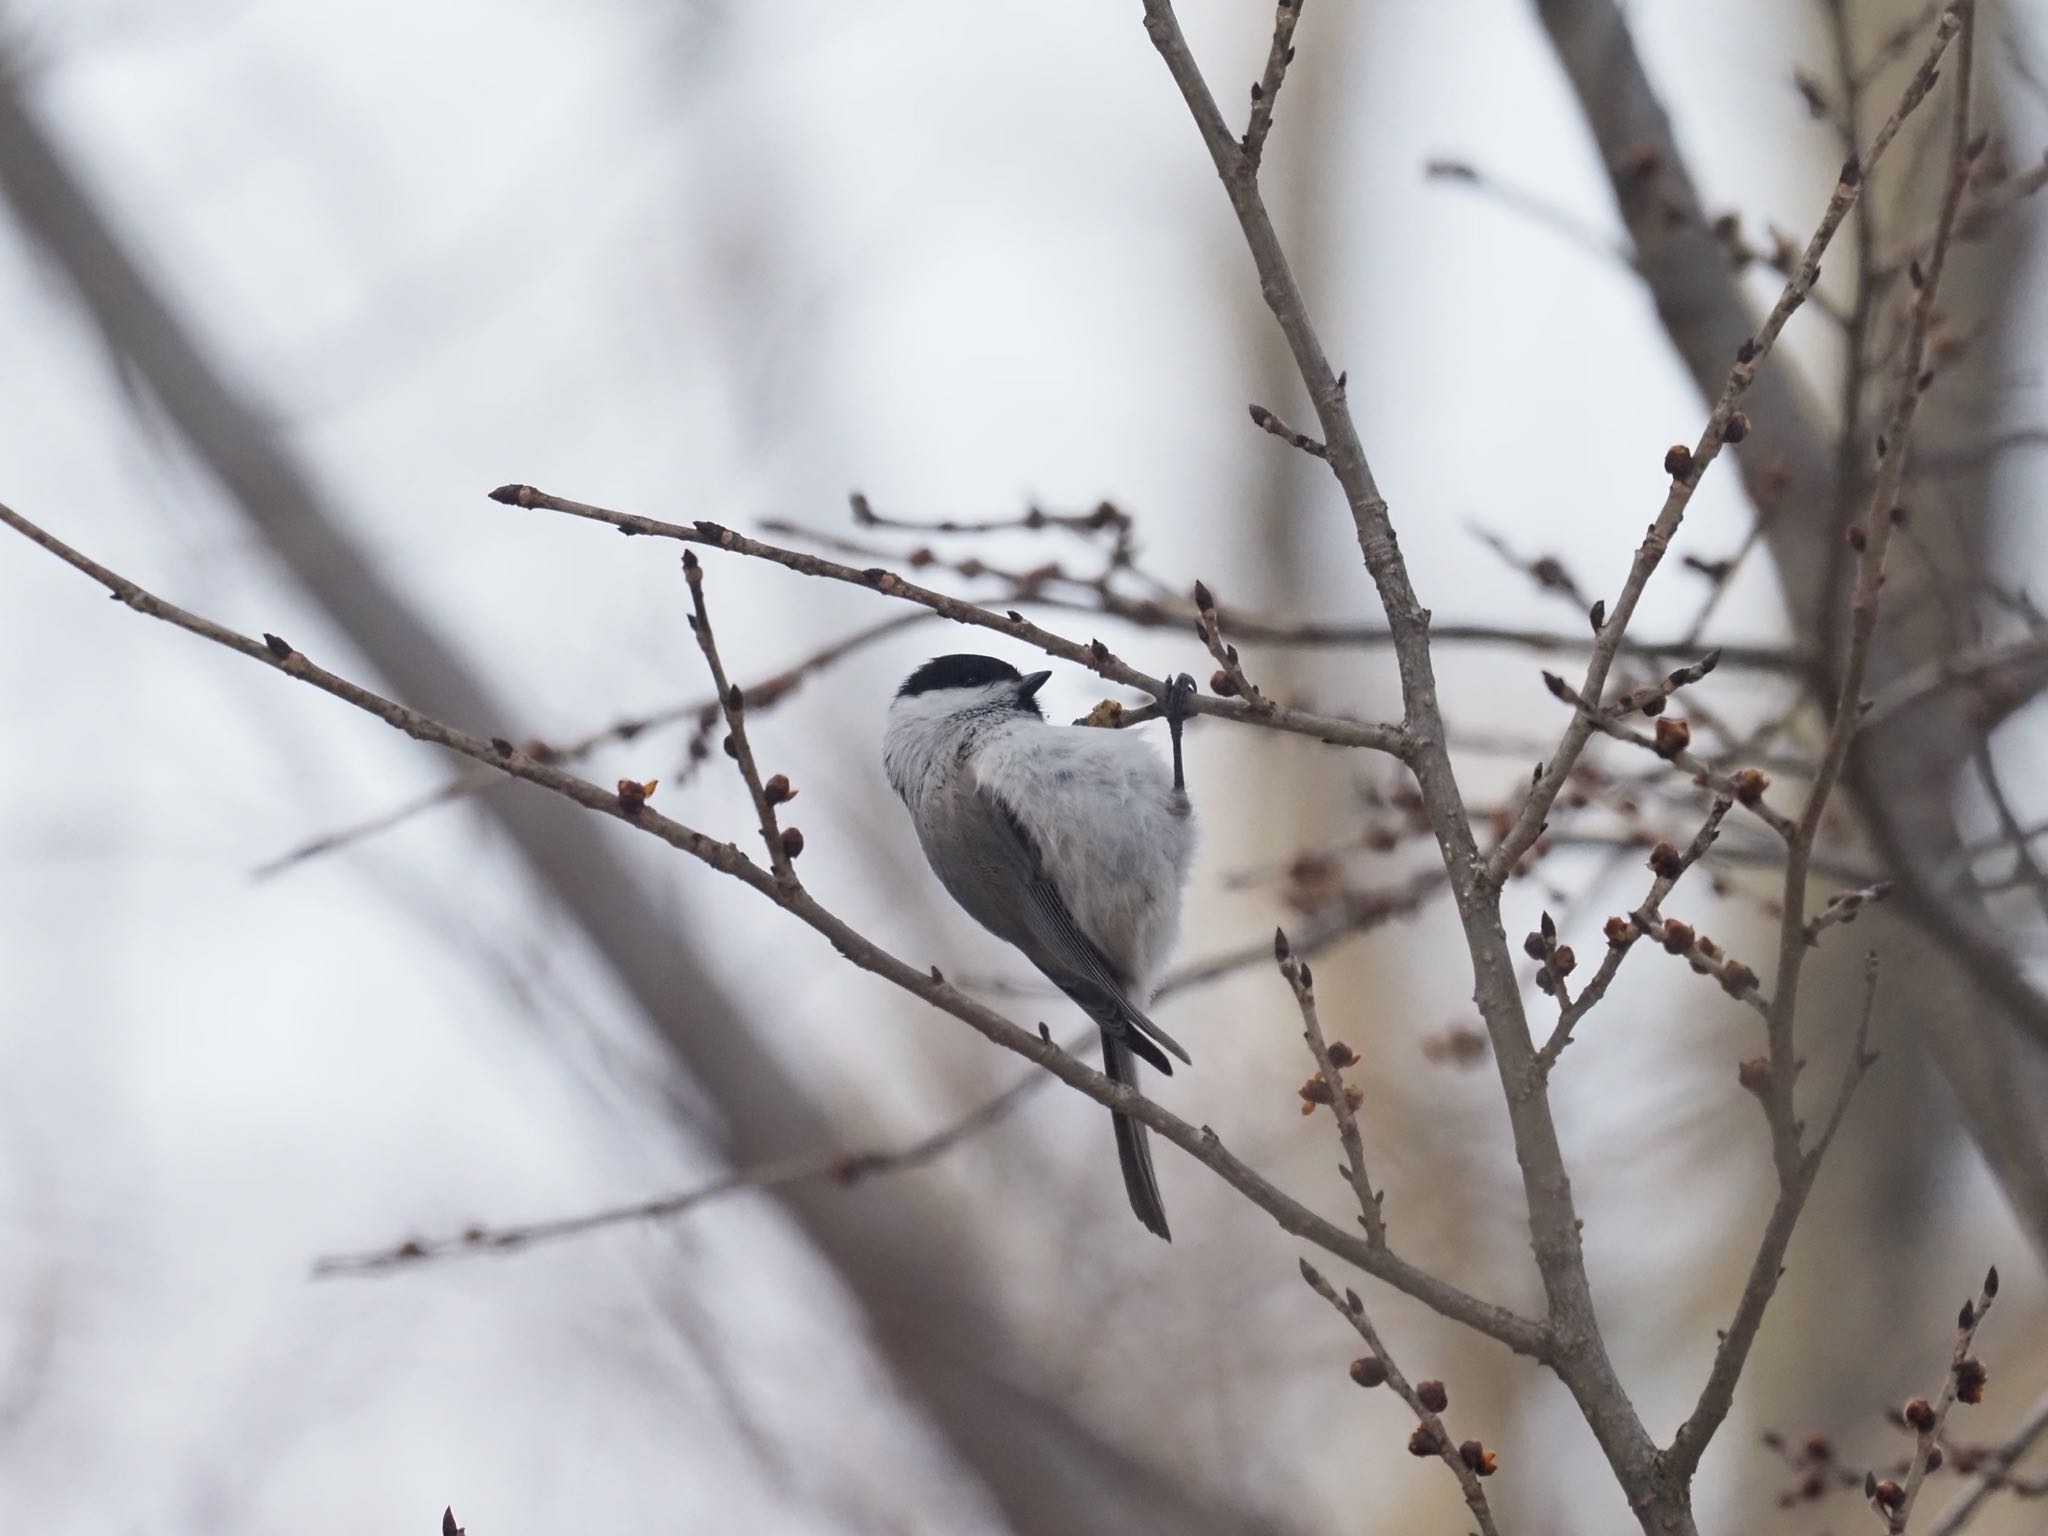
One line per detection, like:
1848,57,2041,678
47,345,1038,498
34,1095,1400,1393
885,654,1199,1238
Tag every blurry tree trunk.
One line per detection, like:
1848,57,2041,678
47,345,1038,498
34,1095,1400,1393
0,54,1293,1536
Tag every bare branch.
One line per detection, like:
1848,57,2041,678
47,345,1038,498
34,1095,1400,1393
490,484,1411,756
1140,0,1667,1504
0,499,1549,1361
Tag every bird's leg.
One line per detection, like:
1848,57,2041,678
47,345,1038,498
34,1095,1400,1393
1164,673,1198,793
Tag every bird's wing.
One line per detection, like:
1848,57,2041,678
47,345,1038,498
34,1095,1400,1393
923,776,1190,1073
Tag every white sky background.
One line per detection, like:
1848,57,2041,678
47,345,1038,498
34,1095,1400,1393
3,1,2047,1532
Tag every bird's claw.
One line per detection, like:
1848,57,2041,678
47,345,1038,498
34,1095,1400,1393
1164,673,1198,726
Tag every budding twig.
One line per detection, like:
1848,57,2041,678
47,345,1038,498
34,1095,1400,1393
1241,0,1304,169
683,552,797,883
1883,1265,2001,1533
1277,931,1382,1244
1539,799,1733,1070
1193,579,1271,711
1300,1259,1502,1536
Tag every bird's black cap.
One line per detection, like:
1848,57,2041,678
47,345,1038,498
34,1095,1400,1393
898,654,1022,696
898,654,1051,714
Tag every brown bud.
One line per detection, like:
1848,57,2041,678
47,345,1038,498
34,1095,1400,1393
1664,443,1695,479
780,826,806,860
1985,1264,2000,1297
1661,919,1695,954
1193,579,1215,611
262,632,294,659
1904,1397,1937,1433
1407,1426,1443,1458
616,778,652,816
1653,717,1692,760
1872,1478,1905,1512
1722,411,1750,444
1326,1041,1359,1069
1349,1356,1388,1388
1737,1055,1772,1094
1730,767,1771,805
1649,841,1684,879
1955,1357,1988,1405
1209,669,1239,697
490,737,514,756
763,773,796,805
1523,932,1549,961
1847,524,1868,552
1552,945,1578,977
1417,1380,1449,1413
1604,915,1633,947
1274,927,1292,962
1720,960,1758,996
1925,1447,1945,1473
1460,1441,1498,1476
1298,1076,1334,1106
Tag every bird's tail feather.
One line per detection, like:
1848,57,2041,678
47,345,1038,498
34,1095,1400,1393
1104,1032,1170,1241
1114,997,1190,1075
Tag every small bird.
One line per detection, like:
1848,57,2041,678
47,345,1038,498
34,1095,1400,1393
885,654,1199,1239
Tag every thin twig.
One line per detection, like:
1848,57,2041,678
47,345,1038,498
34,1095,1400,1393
1277,932,1383,1244
1300,1259,1503,1536
1539,672,1796,841
313,1070,1048,1276
1241,0,1305,170
683,552,794,883
1192,579,1271,711
849,490,1130,541
1885,1268,2000,1532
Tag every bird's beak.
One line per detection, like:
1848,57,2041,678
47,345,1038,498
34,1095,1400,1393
1017,670,1052,702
